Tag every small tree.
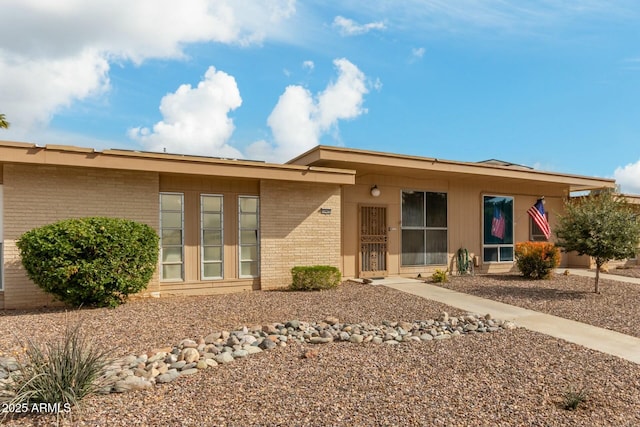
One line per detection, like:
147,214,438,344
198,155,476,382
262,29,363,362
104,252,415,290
555,191,640,293
0,113,9,129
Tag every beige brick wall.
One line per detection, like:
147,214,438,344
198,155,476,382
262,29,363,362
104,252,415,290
2,164,159,309
260,180,342,290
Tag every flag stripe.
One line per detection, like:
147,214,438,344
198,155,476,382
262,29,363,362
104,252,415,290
527,200,551,239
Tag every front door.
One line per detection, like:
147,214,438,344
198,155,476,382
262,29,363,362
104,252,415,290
359,205,388,278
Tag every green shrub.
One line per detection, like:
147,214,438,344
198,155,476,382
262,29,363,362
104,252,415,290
562,385,589,411
4,324,112,412
515,241,561,279
17,217,159,307
290,266,341,291
431,269,448,283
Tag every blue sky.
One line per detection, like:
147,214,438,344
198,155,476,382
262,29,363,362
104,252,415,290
1,1,640,193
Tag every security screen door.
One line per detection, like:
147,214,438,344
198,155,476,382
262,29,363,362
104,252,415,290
359,205,388,278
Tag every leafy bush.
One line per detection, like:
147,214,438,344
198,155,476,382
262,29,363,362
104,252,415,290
431,269,448,283
4,324,112,412
290,266,341,291
17,217,159,307
515,242,561,279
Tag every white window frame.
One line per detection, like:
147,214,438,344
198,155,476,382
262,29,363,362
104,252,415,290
200,194,224,280
238,196,260,279
159,192,184,282
482,194,515,263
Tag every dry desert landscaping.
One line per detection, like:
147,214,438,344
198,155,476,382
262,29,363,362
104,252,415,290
2,269,640,426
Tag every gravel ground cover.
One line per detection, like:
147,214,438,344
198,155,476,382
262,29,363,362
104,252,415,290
2,280,640,426
597,265,640,279
436,272,640,338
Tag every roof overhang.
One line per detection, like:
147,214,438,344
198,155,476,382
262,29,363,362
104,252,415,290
288,145,616,192
0,141,356,185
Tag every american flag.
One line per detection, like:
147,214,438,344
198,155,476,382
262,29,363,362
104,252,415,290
527,198,551,239
491,205,506,239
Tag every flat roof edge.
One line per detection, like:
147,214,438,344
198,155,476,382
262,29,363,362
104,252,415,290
0,141,356,184
292,145,616,188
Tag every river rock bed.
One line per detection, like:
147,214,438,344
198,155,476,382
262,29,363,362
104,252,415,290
0,312,516,395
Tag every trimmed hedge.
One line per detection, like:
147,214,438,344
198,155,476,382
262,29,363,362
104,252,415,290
17,217,159,308
290,266,341,291
515,241,561,279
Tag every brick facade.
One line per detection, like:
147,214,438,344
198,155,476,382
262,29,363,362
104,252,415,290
259,180,342,290
2,164,159,309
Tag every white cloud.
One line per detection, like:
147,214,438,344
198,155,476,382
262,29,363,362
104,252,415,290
332,15,386,36
0,0,296,133
341,1,636,36
411,47,426,60
302,60,315,71
614,160,640,194
246,58,369,162
372,77,383,91
316,59,368,128
0,49,109,129
128,66,243,158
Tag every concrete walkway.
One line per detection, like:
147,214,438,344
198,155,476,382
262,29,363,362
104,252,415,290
372,274,640,364
558,268,640,285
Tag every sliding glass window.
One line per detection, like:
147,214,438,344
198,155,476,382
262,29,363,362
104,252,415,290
201,194,223,280
160,193,184,281
401,191,448,266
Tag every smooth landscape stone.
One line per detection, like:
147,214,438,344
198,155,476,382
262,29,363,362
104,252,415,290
241,335,257,346
232,349,249,358
204,332,222,344
349,334,364,344
259,339,277,350
215,352,235,364
0,313,515,397
325,316,340,326
170,361,187,370
182,348,200,364
286,320,301,329
262,324,279,334
156,370,180,384
147,352,167,363
503,321,517,330
309,337,333,344
245,346,263,355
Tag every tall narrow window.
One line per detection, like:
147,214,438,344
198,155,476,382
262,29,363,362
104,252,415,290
401,191,448,266
201,194,223,280
239,196,259,278
160,193,184,281
483,195,514,262
0,185,3,290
